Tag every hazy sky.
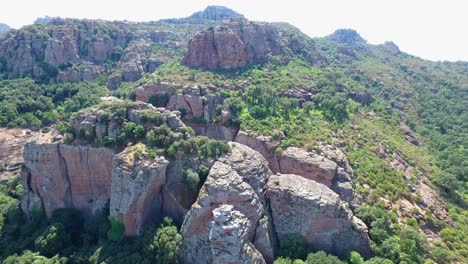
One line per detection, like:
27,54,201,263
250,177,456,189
2,0,467,61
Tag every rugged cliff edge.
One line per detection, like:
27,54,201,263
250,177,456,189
21,99,371,263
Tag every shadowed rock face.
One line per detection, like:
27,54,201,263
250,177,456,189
181,19,286,70
267,174,372,259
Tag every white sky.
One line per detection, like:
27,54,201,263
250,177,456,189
1,0,467,61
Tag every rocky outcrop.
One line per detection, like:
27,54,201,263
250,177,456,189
279,146,355,204
56,62,104,83
210,205,266,264
0,19,130,80
188,123,238,141
107,37,177,89
181,19,287,69
400,123,420,146
70,98,185,144
181,143,273,263
110,145,168,236
22,139,114,218
0,128,44,183
267,174,372,259
348,91,374,105
136,83,226,121
235,131,281,173
327,29,368,58
135,82,181,102
0,18,184,84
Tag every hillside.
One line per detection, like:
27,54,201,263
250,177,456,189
0,6,466,264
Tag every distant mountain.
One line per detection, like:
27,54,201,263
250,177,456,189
0,23,11,36
188,5,244,20
35,16,60,23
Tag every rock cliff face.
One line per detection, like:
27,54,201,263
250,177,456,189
235,131,281,173
135,82,239,141
110,145,169,236
267,174,372,259
279,146,355,205
22,140,114,218
0,19,183,85
0,19,129,81
180,143,274,263
181,19,287,69
22,96,369,261
210,205,266,264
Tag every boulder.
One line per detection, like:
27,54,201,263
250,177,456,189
267,174,372,259
279,146,355,205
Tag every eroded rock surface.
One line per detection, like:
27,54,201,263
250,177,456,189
0,128,43,182
181,143,273,263
182,19,286,69
279,146,355,205
210,205,266,264
22,139,114,218
110,145,168,235
267,174,372,259
235,131,281,173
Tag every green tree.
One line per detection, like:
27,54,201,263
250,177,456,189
304,251,343,264
183,168,200,191
279,234,310,260
107,217,125,241
148,218,182,264
349,251,364,264
34,223,71,257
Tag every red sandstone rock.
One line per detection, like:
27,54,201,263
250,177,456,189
267,174,372,259
182,19,286,69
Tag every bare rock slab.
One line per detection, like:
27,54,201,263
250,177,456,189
267,174,371,259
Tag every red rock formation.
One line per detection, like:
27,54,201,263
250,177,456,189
22,140,113,218
181,19,285,69
110,145,168,236
181,143,273,263
235,130,281,173
267,174,372,259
